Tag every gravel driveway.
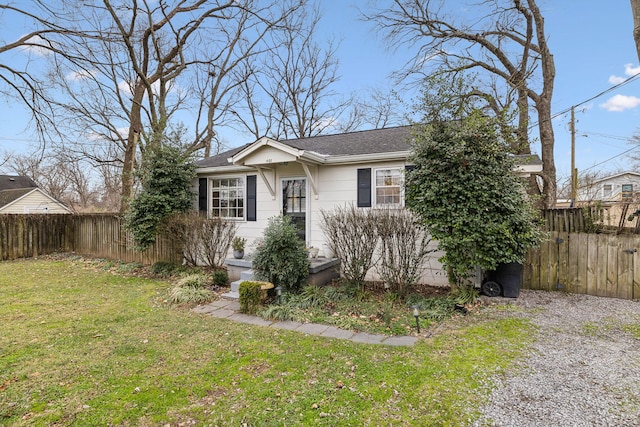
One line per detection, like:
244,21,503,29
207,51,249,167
472,290,640,427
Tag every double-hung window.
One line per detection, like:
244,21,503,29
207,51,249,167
211,177,244,219
374,168,403,206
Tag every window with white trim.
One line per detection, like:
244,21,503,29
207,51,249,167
603,184,612,199
211,177,244,219
374,168,403,206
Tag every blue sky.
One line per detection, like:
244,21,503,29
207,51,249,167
316,1,640,188
2,1,640,190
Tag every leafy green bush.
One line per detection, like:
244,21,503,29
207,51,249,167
406,111,545,285
239,281,263,314
252,216,309,292
125,141,196,251
211,269,229,287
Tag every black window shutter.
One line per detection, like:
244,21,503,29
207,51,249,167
198,178,208,213
357,168,371,207
247,175,257,221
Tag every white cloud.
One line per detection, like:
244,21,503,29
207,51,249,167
17,35,52,56
608,63,640,84
66,69,97,81
600,94,640,112
608,75,626,84
624,63,640,76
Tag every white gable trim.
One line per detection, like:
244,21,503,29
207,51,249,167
231,137,326,166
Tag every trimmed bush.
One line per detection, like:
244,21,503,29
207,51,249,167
252,216,309,292
211,269,229,287
239,281,263,314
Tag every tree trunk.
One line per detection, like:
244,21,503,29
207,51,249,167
120,82,146,214
632,0,640,61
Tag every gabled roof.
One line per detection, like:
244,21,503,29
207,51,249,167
196,126,414,169
0,187,73,213
0,175,37,191
587,171,640,184
195,125,543,175
0,188,34,207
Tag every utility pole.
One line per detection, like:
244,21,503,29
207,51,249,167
570,106,577,204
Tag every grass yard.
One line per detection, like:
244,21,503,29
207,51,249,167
0,257,533,426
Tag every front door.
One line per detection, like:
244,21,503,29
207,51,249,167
282,178,306,241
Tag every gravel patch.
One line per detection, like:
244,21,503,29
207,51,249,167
473,290,640,427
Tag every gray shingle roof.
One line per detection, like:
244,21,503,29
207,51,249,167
0,188,33,208
195,125,543,169
281,126,413,156
196,126,414,168
196,144,253,168
0,175,37,191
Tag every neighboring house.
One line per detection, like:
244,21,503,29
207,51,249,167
194,125,542,286
0,175,72,214
575,171,640,227
576,172,640,203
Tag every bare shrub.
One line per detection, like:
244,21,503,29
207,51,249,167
200,217,237,268
320,205,379,287
164,213,237,268
375,208,435,295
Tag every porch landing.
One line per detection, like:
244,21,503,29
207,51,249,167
222,257,341,300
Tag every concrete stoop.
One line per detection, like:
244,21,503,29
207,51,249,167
221,269,254,300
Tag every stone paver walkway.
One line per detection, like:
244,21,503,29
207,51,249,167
192,299,419,347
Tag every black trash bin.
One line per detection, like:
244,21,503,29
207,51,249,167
493,262,522,298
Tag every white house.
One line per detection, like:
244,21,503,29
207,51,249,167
194,126,542,286
0,175,72,214
576,171,640,203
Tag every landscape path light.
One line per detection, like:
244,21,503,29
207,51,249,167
412,304,421,333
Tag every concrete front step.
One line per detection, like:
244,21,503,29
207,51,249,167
222,270,255,300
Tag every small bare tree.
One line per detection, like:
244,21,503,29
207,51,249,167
320,205,379,287
375,208,435,295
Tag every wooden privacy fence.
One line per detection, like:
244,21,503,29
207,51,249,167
524,231,640,300
0,214,181,265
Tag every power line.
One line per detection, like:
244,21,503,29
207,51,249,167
530,72,640,130
581,144,640,173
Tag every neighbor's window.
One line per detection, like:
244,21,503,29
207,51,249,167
211,177,244,219
622,183,633,200
603,184,612,199
375,168,402,206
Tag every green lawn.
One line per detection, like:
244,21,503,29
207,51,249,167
0,257,533,426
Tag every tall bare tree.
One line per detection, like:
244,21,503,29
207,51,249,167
0,2,83,149
35,0,305,212
238,4,354,140
632,0,640,61
365,0,557,207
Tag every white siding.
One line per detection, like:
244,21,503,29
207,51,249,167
577,173,640,202
0,189,71,214
198,160,450,286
